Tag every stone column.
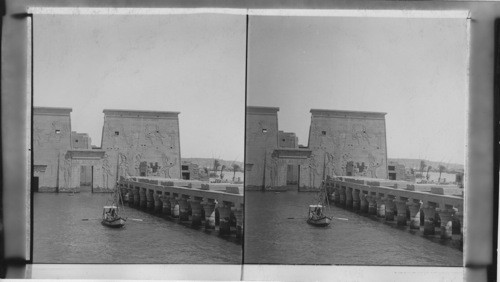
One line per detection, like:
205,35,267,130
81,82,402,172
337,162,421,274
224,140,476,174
146,190,154,210
375,196,385,218
161,194,171,216
437,208,455,239
339,187,346,207
327,186,335,202
177,197,190,221
128,189,135,207
70,165,80,192
395,200,407,226
333,188,340,204
233,206,244,238
407,202,421,230
153,192,162,213
139,188,146,208
120,187,128,201
360,193,368,213
202,199,216,229
453,210,464,245
422,205,436,235
189,199,203,227
384,198,395,221
346,187,353,209
133,188,140,207
218,204,232,235
367,195,377,215
352,189,360,210
169,198,179,218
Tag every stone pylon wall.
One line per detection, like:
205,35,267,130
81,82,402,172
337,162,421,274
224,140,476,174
245,107,280,189
33,107,73,191
101,110,182,190
307,109,388,186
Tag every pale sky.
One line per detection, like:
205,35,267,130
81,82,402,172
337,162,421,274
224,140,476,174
34,14,246,162
34,13,468,165
247,16,468,165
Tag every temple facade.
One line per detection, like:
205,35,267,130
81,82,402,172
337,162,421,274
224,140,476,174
33,107,181,192
245,106,388,191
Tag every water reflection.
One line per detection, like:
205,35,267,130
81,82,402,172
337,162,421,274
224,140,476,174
34,192,241,264
244,191,462,266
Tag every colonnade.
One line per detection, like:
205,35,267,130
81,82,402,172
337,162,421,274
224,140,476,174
327,178,464,242
119,178,244,238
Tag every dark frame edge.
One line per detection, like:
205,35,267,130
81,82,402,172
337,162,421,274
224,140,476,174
491,17,500,282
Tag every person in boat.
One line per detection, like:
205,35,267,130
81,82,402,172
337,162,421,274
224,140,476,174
104,208,115,221
106,210,112,220
315,207,322,216
313,205,328,220
310,206,321,220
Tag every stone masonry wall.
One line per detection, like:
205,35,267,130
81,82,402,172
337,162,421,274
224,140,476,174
278,131,298,148
245,107,279,189
33,108,72,190
101,110,181,190
307,109,388,188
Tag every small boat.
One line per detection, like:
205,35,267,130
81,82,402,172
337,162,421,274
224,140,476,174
101,182,127,228
306,179,332,227
101,205,126,228
307,205,332,227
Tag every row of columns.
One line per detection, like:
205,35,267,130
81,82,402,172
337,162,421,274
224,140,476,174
122,186,243,238
331,185,463,241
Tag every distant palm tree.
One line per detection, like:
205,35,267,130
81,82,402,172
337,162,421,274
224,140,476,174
426,166,432,181
438,165,446,183
232,163,241,181
419,160,426,180
213,159,221,174
220,165,226,179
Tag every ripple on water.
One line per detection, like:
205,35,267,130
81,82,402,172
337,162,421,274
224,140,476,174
244,191,462,266
34,192,241,264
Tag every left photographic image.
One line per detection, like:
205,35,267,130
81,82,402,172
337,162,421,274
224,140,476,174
32,13,245,264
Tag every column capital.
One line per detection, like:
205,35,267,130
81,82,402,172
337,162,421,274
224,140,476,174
407,201,421,208
375,196,385,204
234,203,244,211
365,195,376,202
202,198,216,204
422,206,436,218
221,201,234,207
188,198,202,204
436,208,455,218
384,198,395,207
394,199,408,207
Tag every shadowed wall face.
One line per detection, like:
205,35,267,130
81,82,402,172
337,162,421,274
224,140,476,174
245,107,279,189
33,107,72,191
101,110,182,189
308,110,388,184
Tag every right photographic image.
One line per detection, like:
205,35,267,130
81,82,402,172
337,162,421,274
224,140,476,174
244,13,467,265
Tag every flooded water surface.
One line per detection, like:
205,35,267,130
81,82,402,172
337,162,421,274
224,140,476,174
34,192,242,264
244,191,462,266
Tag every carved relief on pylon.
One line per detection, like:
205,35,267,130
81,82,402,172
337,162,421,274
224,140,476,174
102,153,113,188
160,153,177,178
